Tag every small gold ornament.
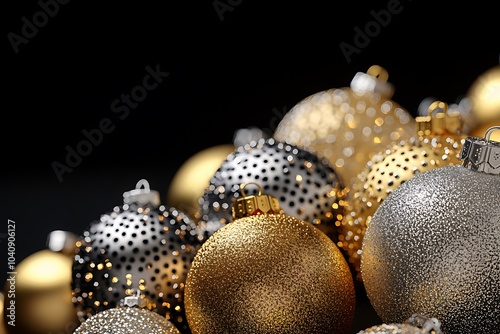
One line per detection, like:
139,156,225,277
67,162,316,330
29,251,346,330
73,291,181,334
3,231,80,334
339,101,467,280
273,65,416,188
466,64,500,125
357,314,442,334
185,183,356,334
361,126,500,333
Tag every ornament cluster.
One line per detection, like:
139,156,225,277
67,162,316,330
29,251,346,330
3,64,499,334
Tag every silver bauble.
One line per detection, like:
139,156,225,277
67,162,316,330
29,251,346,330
196,138,346,242
72,180,202,333
73,306,181,334
361,130,500,333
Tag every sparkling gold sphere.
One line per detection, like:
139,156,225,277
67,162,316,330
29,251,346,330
466,65,500,125
274,65,416,188
73,306,181,334
185,214,356,334
4,249,80,334
167,144,235,217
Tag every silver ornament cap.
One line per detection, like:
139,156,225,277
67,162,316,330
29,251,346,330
460,125,500,174
123,179,161,207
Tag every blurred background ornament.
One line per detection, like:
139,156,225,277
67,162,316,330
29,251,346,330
339,101,467,281
73,291,181,334
195,138,347,243
357,314,442,334
166,126,271,218
0,293,6,334
361,127,500,333
466,63,500,125
273,65,416,188
185,183,356,334
3,230,80,334
71,179,202,334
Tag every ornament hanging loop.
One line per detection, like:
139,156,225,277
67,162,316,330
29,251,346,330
123,179,161,207
232,182,282,220
485,125,500,141
416,100,463,136
350,64,394,97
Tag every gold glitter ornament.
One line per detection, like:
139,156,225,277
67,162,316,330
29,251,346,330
72,179,202,334
361,127,500,333
185,183,356,334
466,64,500,125
339,101,467,280
273,65,416,188
73,292,181,334
357,314,442,334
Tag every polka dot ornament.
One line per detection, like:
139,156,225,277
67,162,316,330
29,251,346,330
71,180,202,334
196,138,347,242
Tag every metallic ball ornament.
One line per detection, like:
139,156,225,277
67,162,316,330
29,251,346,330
339,101,467,280
361,128,500,333
466,65,500,125
166,144,235,217
273,65,416,188
185,184,356,334
196,138,347,242
357,314,442,334
73,307,181,334
71,180,202,333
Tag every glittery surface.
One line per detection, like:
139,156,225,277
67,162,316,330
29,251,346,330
72,204,202,333
273,87,415,188
361,165,500,333
357,323,435,334
339,134,466,279
196,138,346,242
185,214,356,334
73,307,181,334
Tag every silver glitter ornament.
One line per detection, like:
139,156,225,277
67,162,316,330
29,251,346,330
196,138,347,242
72,179,202,333
357,314,442,334
73,292,181,334
361,127,500,334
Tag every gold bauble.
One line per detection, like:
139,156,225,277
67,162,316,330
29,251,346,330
185,184,356,334
4,249,80,334
274,65,416,188
339,101,467,281
466,65,500,124
0,293,7,334
470,121,500,142
166,144,234,216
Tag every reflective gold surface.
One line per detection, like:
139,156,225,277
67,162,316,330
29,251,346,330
467,65,500,125
185,213,356,334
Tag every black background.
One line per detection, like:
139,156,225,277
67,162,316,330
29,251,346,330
2,0,499,332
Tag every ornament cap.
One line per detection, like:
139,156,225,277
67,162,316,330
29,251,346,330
416,100,464,136
123,179,161,207
460,125,500,174
119,290,149,308
46,230,79,255
350,65,395,98
231,182,282,220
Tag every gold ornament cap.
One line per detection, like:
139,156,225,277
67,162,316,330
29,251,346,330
350,65,395,98
460,125,500,175
416,100,464,136
123,179,161,207
231,182,281,220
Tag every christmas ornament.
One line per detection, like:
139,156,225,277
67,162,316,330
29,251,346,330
3,230,80,334
361,126,500,333
470,120,500,142
339,101,467,280
166,144,235,216
185,182,356,334
273,65,416,188
357,314,442,334
71,179,202,333
73,291,181,334
466,64,500,125
0,293,6,334
196,138,347,242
